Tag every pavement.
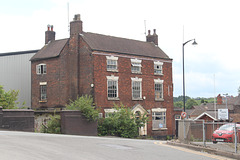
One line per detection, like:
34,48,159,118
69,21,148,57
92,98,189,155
167,140,240,160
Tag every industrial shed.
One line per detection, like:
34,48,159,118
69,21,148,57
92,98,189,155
0,50,38,108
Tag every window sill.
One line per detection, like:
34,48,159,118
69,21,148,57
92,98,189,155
154,73,163,76
152,128,168,131
37,73,47,75
107,69,118,72
39,100,47,103
155,98,164,102
132,98,143,101
131,72,142,74
108,97,120,101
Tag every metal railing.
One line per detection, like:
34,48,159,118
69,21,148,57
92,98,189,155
177,120,239,153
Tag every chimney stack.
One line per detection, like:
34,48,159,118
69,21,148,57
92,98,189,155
146,29,158,46
45,24,55,44
217,94,223,104
70,14,83,36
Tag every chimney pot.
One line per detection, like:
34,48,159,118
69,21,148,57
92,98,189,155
45,24,55,44
70,14,83,36
146,28,158,46
47,24,51,31
148,30,151,35
153,29,157,35
73,14,81,21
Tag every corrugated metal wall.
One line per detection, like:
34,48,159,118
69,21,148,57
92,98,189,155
0,52,36,108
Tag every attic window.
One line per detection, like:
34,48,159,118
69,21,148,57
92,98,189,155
106,56,118,72
36,64,46,75
131,59,142,74
154,61,163,75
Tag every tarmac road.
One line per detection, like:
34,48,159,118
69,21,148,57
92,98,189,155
0,131,233,160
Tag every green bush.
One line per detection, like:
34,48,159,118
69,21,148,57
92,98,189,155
40,115,61,134
66,95,99,121
98,104,148,138
0,85,19,109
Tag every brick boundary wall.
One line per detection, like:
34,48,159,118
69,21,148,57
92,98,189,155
61,110,97,136
0,106,34,132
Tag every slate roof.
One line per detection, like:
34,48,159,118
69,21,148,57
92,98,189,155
81,32,170,59
193,103,234,111
31,32,171,61
194,111,217,120
30,39,68,61
234,95,240,105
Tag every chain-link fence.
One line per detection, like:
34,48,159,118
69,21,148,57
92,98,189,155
177,120,239,153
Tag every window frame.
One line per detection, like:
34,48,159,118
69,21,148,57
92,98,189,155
152,108,167,130
154,79,164,101
106,75,119,100
131,77,142,100
40,82,47,102
104,108,117,118
36,63,47,75
154,61,163,75
106,56,118,72
131,59,142,74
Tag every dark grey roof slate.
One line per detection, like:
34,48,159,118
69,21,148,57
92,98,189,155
30,39,68,61
193,103,234,111
81,32,170,59
31,32,171,61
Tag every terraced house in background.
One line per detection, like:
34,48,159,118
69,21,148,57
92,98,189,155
30,14,175,137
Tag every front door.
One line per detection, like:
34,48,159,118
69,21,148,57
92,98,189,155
132,104,148,136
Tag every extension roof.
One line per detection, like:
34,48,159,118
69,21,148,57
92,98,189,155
30,39,68,61
30,32,171,61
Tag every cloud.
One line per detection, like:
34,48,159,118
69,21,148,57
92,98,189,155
1,0,240,98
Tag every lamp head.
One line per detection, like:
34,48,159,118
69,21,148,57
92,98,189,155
192,39,198,45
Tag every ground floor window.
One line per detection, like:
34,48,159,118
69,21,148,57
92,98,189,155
40,82,47,102
104,108,117,118
152,108,166,130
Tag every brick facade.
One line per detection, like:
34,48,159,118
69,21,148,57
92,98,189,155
91,52,174,136
31,14,174,137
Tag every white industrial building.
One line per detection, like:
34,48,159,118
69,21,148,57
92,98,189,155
0,50,38,108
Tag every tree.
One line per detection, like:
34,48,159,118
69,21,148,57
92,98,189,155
174,101,183,108
173,95,191,103
0,85,19,109
66,95,99,121
98,104,148,138
186,99,198,109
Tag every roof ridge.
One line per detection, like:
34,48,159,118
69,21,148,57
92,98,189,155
83,32,153,45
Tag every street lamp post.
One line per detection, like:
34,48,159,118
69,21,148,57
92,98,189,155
223,93,228,109
182,39,197,112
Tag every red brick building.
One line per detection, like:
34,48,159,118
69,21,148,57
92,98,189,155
30,14,174,137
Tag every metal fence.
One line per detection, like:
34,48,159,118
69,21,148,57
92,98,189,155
177,120,239,153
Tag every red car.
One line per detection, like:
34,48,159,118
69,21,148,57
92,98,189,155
212,123,240,144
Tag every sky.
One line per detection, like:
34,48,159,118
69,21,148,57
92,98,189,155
1,0,240,98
